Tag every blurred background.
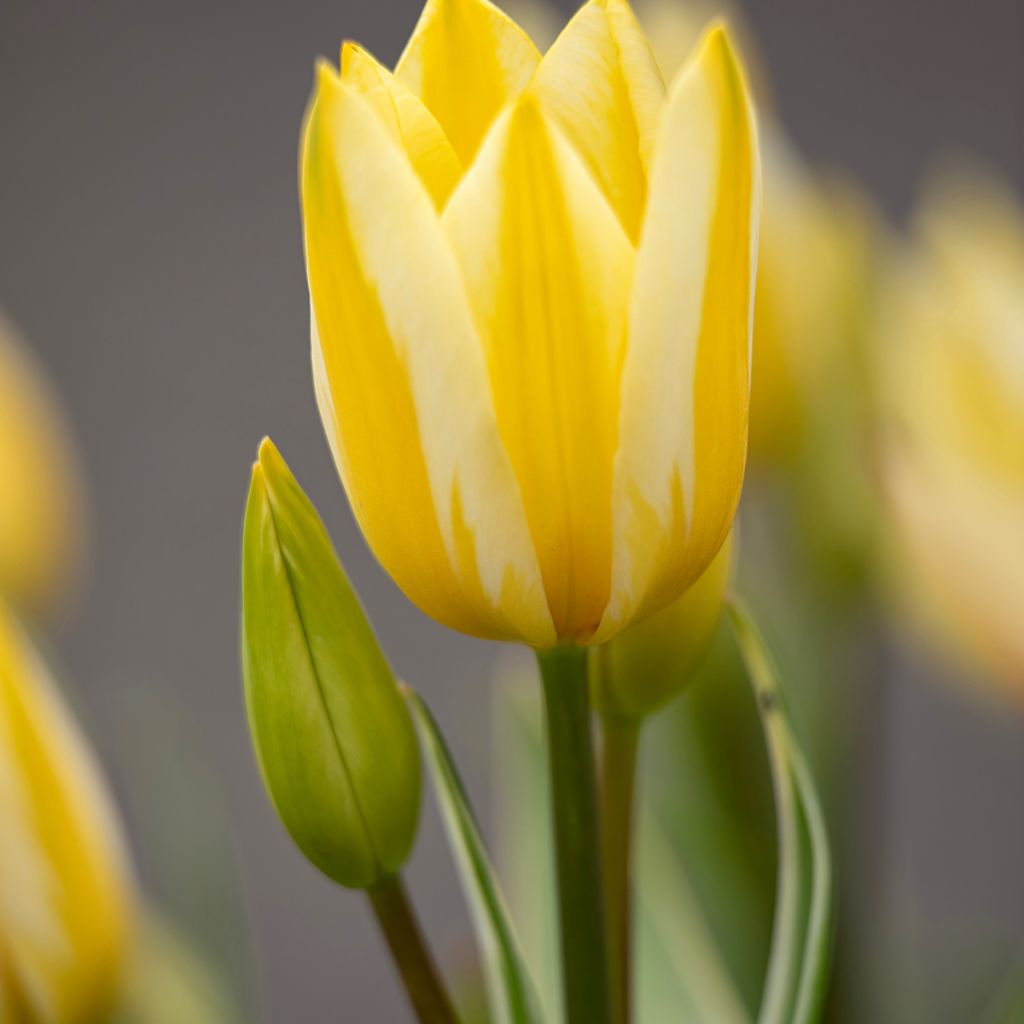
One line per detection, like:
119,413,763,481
0,0,1021,1020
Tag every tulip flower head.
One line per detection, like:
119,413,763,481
0,604,132,1021
302,0,760,648
879,171,1024,697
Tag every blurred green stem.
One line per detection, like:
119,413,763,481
537,646,613,1024
599,714,640,1024
368,874,461,1024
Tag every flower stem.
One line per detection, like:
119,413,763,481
599,714,640,1024
537,645,613,1024
367,873,462,1024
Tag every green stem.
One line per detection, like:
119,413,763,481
367,874,462,1024
599,714,640,1024
537,646,613,1024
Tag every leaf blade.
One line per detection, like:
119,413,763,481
727,599,833,1024
636,813,752,1024
404,686,544,1024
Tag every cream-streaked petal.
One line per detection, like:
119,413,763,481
598,25,760,640
340,43,462,209
443,97,634,642
395,0,540,165
302,69,552,645
529,0,665,243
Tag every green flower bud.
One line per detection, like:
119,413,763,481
241,438,421,889
591,534,733,721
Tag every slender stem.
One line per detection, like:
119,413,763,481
536,645,613,1024
367,874,462,1024
599,714,640,1024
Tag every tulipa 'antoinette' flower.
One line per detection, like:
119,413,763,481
302,0,760,648
0,602,133,1021
879,171,1024,697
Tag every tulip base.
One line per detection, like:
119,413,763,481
368,874,460,1024
537,645,613,1024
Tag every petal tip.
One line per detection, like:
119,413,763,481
339,39,358,69
340,39,374,77
697,19,747,88
257,436,284,480
314,57,340,90
506,90,554,141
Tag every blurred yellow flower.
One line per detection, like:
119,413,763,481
879,171,1024,697
302,0,760,647
0,315,85,618
0,603,133,1021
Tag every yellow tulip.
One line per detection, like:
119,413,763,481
301,0,760,648
878,171,1024,697
0,315,85,617
0,602,133,1020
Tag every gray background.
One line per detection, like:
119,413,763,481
0,1,1022,1020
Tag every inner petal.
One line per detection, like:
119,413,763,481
340,43,462,209
529,0,666,244
443,98,634,640
395,0,540,167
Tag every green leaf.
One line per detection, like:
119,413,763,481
727,599,833,1024
491,661,562,1022
985,958,1024,1023
404,686,545,1024
636,814,751,1024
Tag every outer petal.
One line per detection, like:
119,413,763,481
395,0,540,165
597,25,760,641
443,97,635,642
529,0,665,243
302,69,552,645
340,43,462,209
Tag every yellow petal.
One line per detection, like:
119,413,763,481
340,42,462,209
598,25,760,640
529,0,665,243
443,97,635,642
395,0,540,165
302,69,552,645
0,316,85,617
0,604,133,1022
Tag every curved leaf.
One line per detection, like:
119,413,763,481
636,813,751,1024
727,599,833,1024
404,686,544,1024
